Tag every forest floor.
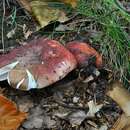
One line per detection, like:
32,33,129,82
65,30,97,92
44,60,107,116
0,0,130,130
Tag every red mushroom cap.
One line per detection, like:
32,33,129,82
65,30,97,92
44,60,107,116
66,41,102,68
0,38,77,90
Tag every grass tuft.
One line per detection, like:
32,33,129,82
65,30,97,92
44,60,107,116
77,0,130,86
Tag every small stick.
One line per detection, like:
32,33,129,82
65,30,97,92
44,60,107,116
1,0,5,53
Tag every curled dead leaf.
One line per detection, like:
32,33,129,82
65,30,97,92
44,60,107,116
107,81,130,130
0,95,27,130
107,81,130,116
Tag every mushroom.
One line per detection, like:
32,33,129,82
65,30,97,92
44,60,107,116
0,37,102,90
66,41,102,68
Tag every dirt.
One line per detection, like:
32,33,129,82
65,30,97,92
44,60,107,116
0,1,122,130
0,71,121,130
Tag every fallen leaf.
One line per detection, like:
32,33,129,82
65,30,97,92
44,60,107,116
68,110,87,127
0,95,27,130
55,110,87,127
110,114,130,130
107,81,130,130
30,1,68,27
23,107,56,129
87,100,103,117
107,81,130,116
60,0,77,7
16,0,31,12
17,0,75,28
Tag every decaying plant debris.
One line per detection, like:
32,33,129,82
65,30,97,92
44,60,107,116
107,81,130,130
0,94,27,130
16,0,77,28
0,75,121,130
0,0,130,130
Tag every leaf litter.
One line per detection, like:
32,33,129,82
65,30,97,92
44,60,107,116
0,37,125,129
17,0,77,28
1,0,130,130
0,94,27,130
0,73,122,130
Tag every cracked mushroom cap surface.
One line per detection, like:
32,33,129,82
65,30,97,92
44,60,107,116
0,38,77,90
66,41,102,68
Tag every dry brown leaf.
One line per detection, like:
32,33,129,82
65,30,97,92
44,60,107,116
16,0,31,12
107,81,130,116
107,81,130,130
110,114,130,130
30,0,68,27
0,95,27,130
17,0,77,28
60,0,77,7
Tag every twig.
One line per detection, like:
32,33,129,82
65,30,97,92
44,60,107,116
1,0,5,53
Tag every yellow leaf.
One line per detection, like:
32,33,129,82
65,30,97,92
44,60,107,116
17,0,77,28
16,0,31,12
107,81,130,130
60,0,77,7
30,1,68,27
110,114,130,130
0,95,27,130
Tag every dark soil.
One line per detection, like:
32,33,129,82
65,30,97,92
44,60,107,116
0,1,122,130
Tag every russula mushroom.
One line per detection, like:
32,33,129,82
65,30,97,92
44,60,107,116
0,38,77,90
0,38,102,91
107,81,130,130
66,41,102,68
